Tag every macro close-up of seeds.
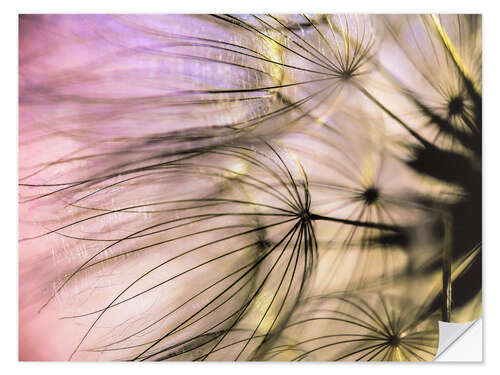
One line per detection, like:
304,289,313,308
18,13,482,361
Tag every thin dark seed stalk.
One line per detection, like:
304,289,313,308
309,213,400,232
441,215,452,322
352,81,429,147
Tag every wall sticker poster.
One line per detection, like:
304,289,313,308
19,14,482,362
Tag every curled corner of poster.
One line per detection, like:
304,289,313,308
434,318,483,362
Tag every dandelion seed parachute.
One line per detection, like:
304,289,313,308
263,292,439,361
22,138,321,360
375,14,481,153
281,108,442,292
